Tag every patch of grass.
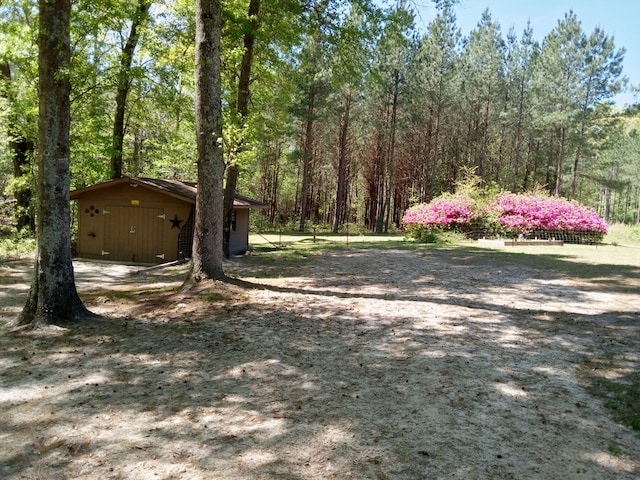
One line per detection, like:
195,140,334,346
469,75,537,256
243,234,640,290
203,292,227,302
170,325,195,335
239,235,423,279
61,329,77,344
605,223,640,246
607,442,623,456
249,232,410,251
579,358,640,438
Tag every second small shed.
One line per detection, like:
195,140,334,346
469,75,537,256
70,176,265,264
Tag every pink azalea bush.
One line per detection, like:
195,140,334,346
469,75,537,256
403,194,475,227
403,194,479,242
404,191,607,243
491,193,607,236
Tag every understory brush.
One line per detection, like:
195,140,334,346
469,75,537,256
0,227,35,259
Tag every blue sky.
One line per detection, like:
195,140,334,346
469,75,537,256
412,0,639,107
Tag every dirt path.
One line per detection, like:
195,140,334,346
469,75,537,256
1,247,639,479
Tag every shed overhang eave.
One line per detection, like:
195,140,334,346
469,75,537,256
69,176,196,205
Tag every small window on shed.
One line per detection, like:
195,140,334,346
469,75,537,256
231,210,237,232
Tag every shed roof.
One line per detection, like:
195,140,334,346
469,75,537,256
70,176,267,208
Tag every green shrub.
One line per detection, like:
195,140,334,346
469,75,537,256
0,227,36,258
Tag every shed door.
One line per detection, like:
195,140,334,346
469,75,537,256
103,206,165,263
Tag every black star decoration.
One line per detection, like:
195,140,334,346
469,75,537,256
170,215,183,229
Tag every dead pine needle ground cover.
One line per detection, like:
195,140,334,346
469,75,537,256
0,239,639,479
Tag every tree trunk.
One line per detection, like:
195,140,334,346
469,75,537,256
571,121,586,197
603,186,611,222
299,85,316,232
223,0,260,257
428,106,442,201
18,0,93,328
237,0,259,119
9,137,35,232
332,91,351,233
479,93,491,185
382,72,400,233
222,163,238,257
511,80,525,192
1,61,36,232
187,0,225,282
110,0,151,179
373,125,387,233
554,127,566,196
622,182,631,225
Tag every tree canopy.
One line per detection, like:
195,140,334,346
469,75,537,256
1,0,638,245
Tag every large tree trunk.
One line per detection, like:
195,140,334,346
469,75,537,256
17,0,92,328
110,0,151,179
223,0,260,257
187,0,225,282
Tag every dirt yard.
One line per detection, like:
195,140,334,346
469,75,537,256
1,243,639,479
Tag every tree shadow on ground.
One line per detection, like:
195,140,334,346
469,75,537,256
1,247,639,479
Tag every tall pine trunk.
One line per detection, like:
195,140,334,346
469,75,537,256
554,126,566,196
382,72,400,233
332,91,351,233
18,0,92,327
298,85,316,232
187,0,225,282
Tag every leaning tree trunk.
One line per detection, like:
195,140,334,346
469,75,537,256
223,0,260,257
110,0,151,179
18,0,93,328
187,0,225,283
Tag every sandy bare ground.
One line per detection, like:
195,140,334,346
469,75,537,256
1,244,639,479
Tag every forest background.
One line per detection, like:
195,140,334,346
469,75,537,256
1,0,639,240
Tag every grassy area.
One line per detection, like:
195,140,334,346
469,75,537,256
247,231,415,259
249,230,640,268
579,358,640,439
249,230,409,248
604,222,640,246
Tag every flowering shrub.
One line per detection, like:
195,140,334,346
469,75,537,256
403,195,475,227
492,193,607,236
403,195,478,241
404,191,607,243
